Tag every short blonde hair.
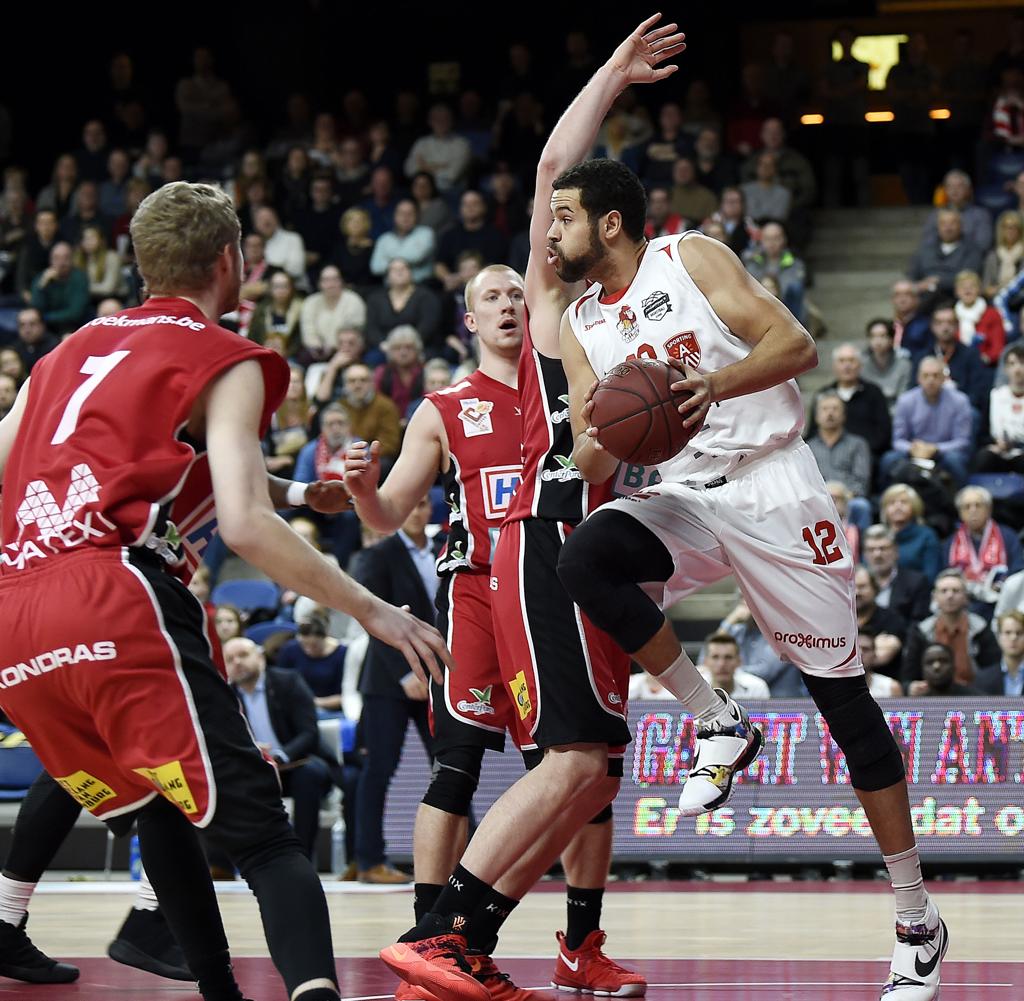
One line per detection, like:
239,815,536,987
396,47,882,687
131,181,240,294
464,264,523,311
880,483,924,523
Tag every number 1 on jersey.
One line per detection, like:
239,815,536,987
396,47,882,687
51,351,131,445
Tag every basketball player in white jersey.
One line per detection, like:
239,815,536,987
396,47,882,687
554,160,947,1000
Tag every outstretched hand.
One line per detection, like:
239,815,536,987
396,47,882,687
609,13,686,86
304,479,352,514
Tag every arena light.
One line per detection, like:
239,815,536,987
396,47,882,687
865,110,896,123
800,113,825,126
929,108,952,120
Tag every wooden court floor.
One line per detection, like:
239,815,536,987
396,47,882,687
2,880,1020,999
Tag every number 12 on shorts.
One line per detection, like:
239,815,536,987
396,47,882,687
802,520,842,565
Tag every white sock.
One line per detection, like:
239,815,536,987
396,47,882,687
133,869,159,912
883,846,930,925
0,875,36,926
649,649,731,724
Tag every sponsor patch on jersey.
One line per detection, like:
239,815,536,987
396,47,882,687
642,290,672,321
551,393,571,424
616,303,640,342
509,670,532,720
664,330,701,367
134,760,199,814
540,454,582,483
55,770,118,812
480,465,522,519
458,398,495,437
456,686,496,717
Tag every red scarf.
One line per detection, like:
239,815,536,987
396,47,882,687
948,520,1007,582
314,435,347,481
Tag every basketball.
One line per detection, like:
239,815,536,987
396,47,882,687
589,359,696,465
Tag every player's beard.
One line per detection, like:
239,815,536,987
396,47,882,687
554,222,605,283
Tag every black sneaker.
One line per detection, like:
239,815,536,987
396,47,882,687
0,915,79,983
107,906,193,981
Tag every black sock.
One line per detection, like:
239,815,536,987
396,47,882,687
431,864,491,922
565,886,604,950
467,887,519,953
414,883,443,923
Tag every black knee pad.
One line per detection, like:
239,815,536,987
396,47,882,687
588,803,613,824
421,746,485,817
557,511,672,654
803,673,905,792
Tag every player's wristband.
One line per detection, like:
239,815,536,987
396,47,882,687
286,481,308,508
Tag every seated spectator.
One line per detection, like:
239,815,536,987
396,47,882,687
336,363,402,461
912,642,980,697
860,319,911,410
74,225,124,305
827,481,861,562
636,100,692,185
908,209,983,304
254,205,306,283
944,485,1024,611
359,166,399,240
295,402,352,484
668,157,717,227
374,326,424,419
739,152,791,224
276,616,346,713
299,265,367,362
0,348,26,386
807,393,872,531
953,270,1004,366
405,358,453,421
990,65,1024,154
435,190,508,292
333,138,370,210
718,599,803,696
879,484,942,582
881,356,973,489
410,171,452,234
921,169,993,255
975,611,1024,695
404,103,472,193
806,343,891,461
628,670,677,700
265,364,311,477
15,209,58,303
742,222,805,322
293,174,342,283
330,208,375,293
276,146,311,222
981,210,1024,299
711,186,754,257
854,567,906,678
132,130,169,189
644,187,685,239
366,259,442,355
859,632,903,699
862,524,932,623
978,342,1024,475
367,120,403,182
0,372,17,420
12,307,59,373
36,153,79,219
74,119,109,183
30,242,89,337
692,126,738,196
214,604,244,645
60,181,111,246
249,271,303,351
313,328,367,404
911,302,991,414
236,232,276,339
891,279,932,357
741,118,816,246
697,631,770,699
369,199,435,284
224,637,337,860
903,569,999,692
487,166,527,240
681,79,721,139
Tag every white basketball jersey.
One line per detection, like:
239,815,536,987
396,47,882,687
567,233,805,486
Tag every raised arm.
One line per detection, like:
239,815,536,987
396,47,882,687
527,14,685,350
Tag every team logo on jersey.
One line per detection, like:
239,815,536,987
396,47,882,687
456,686,496,717
551,393,571,424
509,671,532,720
480,465,522,519
458,399,495,437
540,454,582,483
642,290,672,321
616,304,640,342
436,540,470,574
664,330,701,367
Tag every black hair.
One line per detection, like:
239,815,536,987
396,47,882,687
551,158,647,242
865,317,894,338
1007,342,1024,364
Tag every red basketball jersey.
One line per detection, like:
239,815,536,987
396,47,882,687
428,368,521,573
505,312,613,526
1,296,288,578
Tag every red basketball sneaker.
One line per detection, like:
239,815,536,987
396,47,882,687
467,951,545,1001
552,931,646,997
380,919,489,1001
394,981,438,1001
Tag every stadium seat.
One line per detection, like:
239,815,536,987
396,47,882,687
0,742,44,800
211,579,281,613
967,472,1024,500
245,620,298,645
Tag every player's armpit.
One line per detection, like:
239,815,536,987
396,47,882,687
0,378,30,483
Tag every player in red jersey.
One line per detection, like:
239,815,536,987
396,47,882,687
0,181,451,1001
379,17,683,1001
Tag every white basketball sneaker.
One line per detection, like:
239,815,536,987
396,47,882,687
881,900,948,1000
677,690,763,816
